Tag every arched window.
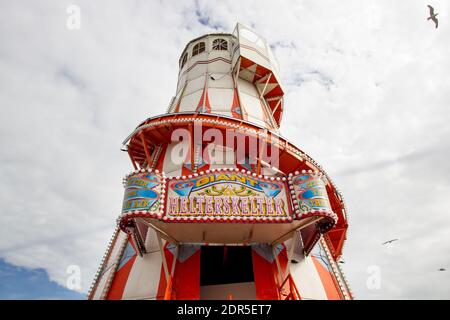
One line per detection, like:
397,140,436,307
212,38,228,51
192,42,205,56
180,52,188,68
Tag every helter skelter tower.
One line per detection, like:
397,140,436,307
89,24,352,300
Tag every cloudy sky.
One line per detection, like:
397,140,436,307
1,0,449,299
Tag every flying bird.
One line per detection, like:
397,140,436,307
427,5,439,28
438,268,446,271
382,239,399,245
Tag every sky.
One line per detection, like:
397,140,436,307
0,258,84,299
0,0,449,299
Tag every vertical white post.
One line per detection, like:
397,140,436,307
272,245,283,286
260,73,272,99
156,231,169,281
285,232,297,279
171,244,178,276
234,59,241,88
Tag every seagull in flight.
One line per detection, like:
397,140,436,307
382,239,399,245
427,5,439,28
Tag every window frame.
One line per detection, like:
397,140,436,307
180,52,188,68
212,38,228,51
192,41,206,56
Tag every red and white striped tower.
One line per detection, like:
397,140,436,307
89,24,352,300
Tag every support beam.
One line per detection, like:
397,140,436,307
256,73,271,84
266,95,283,102
257,157,285,175
233,58,241,88
272,245,283,287
156,231,169,281
171,244,178,276
139,218,180,245
140,133,152,168
127,149,138,170
151,127,170,144
272,98,282,116
260,73,272,99
150,144,163,170
284,232,297,279
271,217,322,245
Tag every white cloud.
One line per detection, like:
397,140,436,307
1,0,450,299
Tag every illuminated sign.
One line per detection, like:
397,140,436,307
165,171,292,219
122,172,163,214
289,173,333,215
120,170,337,230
